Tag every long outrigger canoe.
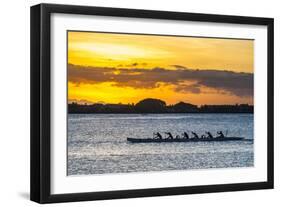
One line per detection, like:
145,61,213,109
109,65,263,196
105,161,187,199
127,137,244,143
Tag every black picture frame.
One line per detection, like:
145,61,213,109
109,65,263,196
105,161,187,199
30,3,274,204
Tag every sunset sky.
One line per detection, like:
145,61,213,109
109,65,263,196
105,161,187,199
68,31,254,105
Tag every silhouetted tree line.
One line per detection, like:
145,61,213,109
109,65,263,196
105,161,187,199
68,98,253,114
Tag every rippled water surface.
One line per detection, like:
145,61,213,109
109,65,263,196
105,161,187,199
67,113,254,175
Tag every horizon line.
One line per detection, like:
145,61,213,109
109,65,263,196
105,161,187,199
68,99,253,107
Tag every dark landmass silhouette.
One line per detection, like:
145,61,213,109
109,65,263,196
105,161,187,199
68,98,253,114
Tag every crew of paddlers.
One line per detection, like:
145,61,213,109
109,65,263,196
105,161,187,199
153,131,225,140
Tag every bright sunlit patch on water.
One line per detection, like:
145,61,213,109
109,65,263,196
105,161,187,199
67,113,254,175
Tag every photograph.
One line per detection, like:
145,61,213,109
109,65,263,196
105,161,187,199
30,3,274,203
67,31,254,176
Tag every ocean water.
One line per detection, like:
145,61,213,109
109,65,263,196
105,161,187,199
67,113,254,175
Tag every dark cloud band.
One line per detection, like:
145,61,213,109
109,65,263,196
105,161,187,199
68,64,253,97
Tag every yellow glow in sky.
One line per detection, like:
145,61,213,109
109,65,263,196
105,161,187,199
68,31,254,105
68,82,252,106
68,31,253,72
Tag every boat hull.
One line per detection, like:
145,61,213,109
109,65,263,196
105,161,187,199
127,137,244,143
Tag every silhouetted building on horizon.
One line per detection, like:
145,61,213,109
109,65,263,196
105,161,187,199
200,104,253,113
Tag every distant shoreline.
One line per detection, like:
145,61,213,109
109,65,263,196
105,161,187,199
68,98,253,114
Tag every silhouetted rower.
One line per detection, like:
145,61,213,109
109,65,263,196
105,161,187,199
153,132,163,139
183,132,189,139
217,131,225,138
206,131,213,138
165,132,174,139
191,131,199,139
